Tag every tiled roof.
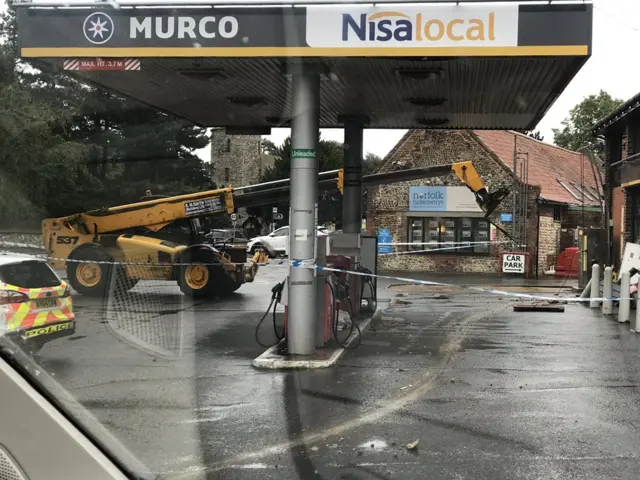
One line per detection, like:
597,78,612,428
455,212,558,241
472,130,601,206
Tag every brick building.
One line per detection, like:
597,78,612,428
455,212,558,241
595,92,640,269
209,129,275,232
209,128,274,188
367,130,602,275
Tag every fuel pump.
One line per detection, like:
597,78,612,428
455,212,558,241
255,232,378,351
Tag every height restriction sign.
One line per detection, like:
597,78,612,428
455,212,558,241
62,58,141,71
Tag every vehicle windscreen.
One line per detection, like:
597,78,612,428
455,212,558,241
2,3,629,480
0,261,61,288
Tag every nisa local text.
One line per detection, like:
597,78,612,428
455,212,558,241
342,11,497,43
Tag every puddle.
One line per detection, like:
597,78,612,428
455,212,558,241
358,439,388,450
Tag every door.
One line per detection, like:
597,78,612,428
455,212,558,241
270,227,289,252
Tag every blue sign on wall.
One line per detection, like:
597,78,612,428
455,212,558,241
409,186,447,212
377,228,392,254
500,213,514,223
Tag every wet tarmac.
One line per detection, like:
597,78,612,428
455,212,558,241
11,267,640,479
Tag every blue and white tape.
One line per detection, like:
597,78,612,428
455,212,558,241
289,260,627,303
0,241,627,304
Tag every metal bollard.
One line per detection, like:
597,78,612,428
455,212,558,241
602,266,613,315
634,297,640,333
590,264,600,308
619,271,631,323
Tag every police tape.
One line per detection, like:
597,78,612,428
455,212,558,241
0,245,627,303
378,240,510,246
379,244,493,255
286,260,628,303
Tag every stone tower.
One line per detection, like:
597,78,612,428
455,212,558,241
209,128,263,188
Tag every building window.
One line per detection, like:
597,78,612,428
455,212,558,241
224,168,230,183
407,217,490,254
225,138,231,153
553,206,563,222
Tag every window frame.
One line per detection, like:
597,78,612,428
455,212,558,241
406,216,491,256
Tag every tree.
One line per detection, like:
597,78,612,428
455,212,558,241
0,1,212,224
256,135,344,226
553,90,624,154
363,152,383,176
527,131,544,142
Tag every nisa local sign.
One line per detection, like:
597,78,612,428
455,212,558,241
307,5,518,48
343,11,496,43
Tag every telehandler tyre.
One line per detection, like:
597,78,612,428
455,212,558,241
178,261,217,298
67,245,114,297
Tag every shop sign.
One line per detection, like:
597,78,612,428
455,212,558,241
502,253,525,273
378,228,392,254
310,4,519,48
409,186,482,212
17,6,592,58
500,212,513,223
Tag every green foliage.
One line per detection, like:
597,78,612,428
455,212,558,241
527,131,544,142
553,90,624,154
259,135,345,226
363,152,383,175
0,4,213,227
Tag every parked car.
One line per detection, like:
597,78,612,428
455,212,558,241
0,255,75,352
205,229,248,245
246,226,330,256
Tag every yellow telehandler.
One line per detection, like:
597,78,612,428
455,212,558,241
42,160,509,298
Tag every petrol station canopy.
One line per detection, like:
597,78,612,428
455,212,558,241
15,1,593,131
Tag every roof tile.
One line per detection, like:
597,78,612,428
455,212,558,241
472,130,600,206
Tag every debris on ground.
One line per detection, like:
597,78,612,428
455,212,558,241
406,439,419,450
513,302,565,312
433,294,450,300
394,299,412,305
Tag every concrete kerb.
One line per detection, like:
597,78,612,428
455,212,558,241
251,309,381,370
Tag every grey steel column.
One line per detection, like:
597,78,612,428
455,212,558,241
343,121,364,234
288,73,320,356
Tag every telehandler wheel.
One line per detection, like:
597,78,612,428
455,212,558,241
67,246,114,297
214,274,243,297
178,262,217,298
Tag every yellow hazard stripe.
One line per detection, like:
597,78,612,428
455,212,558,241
32,311,49,328
21,45,590,58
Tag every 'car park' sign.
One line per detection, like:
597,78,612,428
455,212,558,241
502,253,525,274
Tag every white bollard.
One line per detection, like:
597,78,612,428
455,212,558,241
590,264,600,308
634,297,640,333
619,271,631,323
602,266,614,315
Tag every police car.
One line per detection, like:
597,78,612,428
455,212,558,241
0,255,75,352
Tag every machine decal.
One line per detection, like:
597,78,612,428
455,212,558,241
184,198,223,216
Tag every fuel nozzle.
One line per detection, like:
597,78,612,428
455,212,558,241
272,281,284,302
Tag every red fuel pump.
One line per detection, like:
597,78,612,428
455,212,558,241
327,255,361,317
282,282,333,345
